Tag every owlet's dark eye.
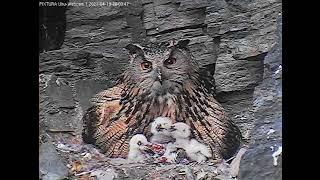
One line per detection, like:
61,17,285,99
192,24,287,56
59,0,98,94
140,61,152,70
137,141,142,146
164,57,176,65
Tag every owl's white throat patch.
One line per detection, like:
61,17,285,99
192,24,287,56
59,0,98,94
150,78,181,96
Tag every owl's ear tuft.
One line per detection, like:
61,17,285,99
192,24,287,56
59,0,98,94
124,43,144,54
176,39,190,49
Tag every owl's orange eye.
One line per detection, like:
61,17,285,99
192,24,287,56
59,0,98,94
140,61,152,70
164,57,176,65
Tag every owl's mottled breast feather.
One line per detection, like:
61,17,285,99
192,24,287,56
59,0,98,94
82,85,125,152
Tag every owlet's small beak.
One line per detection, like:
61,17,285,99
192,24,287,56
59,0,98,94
169,125,176,132
156,124,165,131
140,144,149,151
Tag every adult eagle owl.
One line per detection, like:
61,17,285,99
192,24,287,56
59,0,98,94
82,39,242,160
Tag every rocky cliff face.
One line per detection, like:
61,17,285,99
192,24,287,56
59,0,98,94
238,15,282,180
39,0,282,179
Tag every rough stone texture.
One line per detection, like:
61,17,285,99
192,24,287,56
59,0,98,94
39,141,69,180
238,15,282,180
39,0,282,179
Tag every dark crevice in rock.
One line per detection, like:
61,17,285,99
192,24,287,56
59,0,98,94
59,106,76,110
202,63,216,77
142,1,153,6
39,0,69,53
216,89,254,103
210,36,221,64
221,29,250,39
149,24,207,37
199,63,217,96
236,52,268,61
124,1,146,44
216,88,256,141
98,14,125,22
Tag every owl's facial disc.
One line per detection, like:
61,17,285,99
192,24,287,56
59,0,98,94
125,40,193,96
147,52,189,96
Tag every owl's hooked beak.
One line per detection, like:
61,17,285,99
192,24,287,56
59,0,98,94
156,68,163,84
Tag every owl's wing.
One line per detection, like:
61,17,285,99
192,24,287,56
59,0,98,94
198,64,216,97
90,84,124,106
82,84,131,157
82,84,123,143
94,118,130,158
187,94,242,160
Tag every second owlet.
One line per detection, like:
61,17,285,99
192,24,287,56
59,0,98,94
82,39,242,160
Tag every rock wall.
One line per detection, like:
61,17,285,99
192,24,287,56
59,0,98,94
39,0,282,179
39,0,281,141
238,15,282,180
